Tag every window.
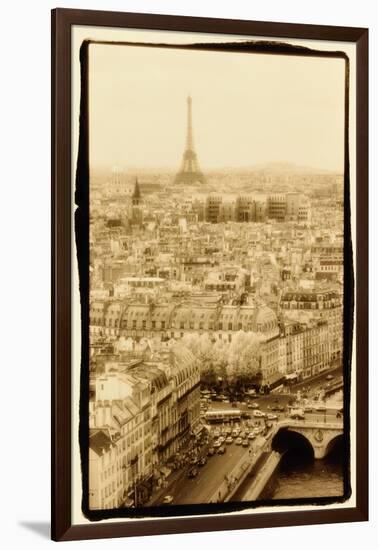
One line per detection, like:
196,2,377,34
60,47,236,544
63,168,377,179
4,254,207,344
152,321,156,329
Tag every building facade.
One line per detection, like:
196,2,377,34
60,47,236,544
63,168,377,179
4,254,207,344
88,344,200,510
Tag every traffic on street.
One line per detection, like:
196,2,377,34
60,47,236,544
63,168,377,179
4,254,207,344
153,373,343,506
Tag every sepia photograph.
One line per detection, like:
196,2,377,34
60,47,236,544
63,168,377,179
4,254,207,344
81,33,351,518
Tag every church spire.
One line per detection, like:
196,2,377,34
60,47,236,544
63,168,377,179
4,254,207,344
132,177,141,205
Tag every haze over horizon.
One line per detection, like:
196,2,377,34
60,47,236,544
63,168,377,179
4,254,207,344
88,43,346,172
90,161,343,175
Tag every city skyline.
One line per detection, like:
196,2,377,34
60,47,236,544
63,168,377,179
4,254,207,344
88,170,345,511
88,43,346,172
85,37,346,515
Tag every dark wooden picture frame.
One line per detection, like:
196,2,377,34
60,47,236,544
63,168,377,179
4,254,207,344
51,7,368,542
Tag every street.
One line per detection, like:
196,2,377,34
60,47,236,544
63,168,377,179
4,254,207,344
157,442,253,505
152,367,344,506
288,365,343,394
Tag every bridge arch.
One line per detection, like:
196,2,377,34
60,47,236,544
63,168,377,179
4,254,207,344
324,433,345,458
271,424,344,459
272,428,314,459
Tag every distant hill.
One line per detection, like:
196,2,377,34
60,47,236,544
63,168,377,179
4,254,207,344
205,162,341,175
251,162,339,174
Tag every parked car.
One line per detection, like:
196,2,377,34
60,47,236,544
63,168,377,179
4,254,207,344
253,410,266,418
162,495,174,505
289,408,305,420
235,437,243,445
248,432,256,440
188,467,198,478
213,440,222,448
326,374,334,380
267,413,278,420
207,447,215,456
250,402,259,409
242,439,249,448
271,405,285,412
225,436,233,444
315,404,327,412
217,446,226,454
198,456,207,466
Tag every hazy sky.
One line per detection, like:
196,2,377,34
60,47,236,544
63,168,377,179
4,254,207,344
88,42,345,171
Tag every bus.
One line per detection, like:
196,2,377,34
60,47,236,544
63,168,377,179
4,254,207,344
204,409,242,424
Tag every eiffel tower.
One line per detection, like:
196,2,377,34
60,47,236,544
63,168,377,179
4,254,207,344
174,95,206,185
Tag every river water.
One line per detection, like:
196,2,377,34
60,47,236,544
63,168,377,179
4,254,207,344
272,449,344,499
272,391,345,500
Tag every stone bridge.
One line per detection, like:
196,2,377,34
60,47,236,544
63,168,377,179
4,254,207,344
268,419,344,459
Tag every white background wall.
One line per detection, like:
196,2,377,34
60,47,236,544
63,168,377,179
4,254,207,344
1,0,375,547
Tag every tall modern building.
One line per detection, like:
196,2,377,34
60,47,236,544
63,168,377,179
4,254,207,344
174,96,206,185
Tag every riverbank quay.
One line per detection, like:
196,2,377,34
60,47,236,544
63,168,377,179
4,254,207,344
240,451,283,501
